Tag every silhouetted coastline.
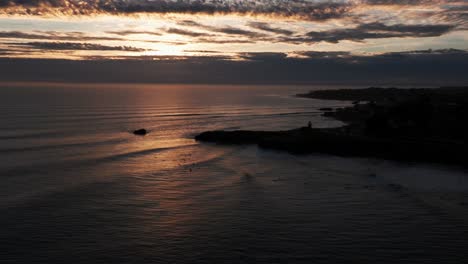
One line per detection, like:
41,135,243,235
196,87,468,166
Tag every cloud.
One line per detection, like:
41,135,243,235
12,42,146,51
0,30,188,46
0,30,124,41
378,48,468,58
1,49,466,85
163,22,269,42
295,51,352,58
281,22,455,44
0,0,352,21
183,50,222,53
105,30,161,36
175,18,460,45
0,48,15,56
239,52,288,61
357,1,468,29
211,26,268,38
1,0,466,36
174,20,268,38
80,54,232,61
247,22,294,36
164,27,213,37
2,0,465,48
195,38,255,44
430,4,468,29
361,0,432,5
177,20,204,27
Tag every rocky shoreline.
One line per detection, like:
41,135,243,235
195,87,468,166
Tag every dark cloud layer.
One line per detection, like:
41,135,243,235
0,0,352,21
105,30,161,36
163,22,270,42
0,31,124,41
0,49,466,85
247,22,294,36
12,42,145,51
211,26,268,38
282,22,456,44
1,1,465,47
174,20,269,38
165,27,212,37
362,0,432,5
169,19,461,44
0,18,460,49
295,51,352,58
1,0,466,36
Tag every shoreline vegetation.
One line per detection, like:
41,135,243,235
195,87,468,166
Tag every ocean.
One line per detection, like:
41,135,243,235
1,83,468,263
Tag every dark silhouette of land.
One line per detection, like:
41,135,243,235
196,87,468,166
133,129,148,135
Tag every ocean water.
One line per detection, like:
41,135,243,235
1,83,468,263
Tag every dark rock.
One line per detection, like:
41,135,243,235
319,107,334,111
243,173,253,180
133,129,148,136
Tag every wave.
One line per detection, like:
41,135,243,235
0,138,128,154
93,144,197,163
0,131,65,140
0,143,198,177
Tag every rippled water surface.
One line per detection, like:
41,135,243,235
1,83,468,263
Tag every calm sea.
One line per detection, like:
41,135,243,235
1,83,468,263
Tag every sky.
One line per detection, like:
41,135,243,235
0,0,467,84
